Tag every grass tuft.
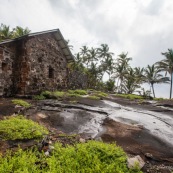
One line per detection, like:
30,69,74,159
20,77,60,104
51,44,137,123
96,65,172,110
0,116,48,140
87,96,101,100
12,99,31,108
116,94,144,100
93,91,108,98
68,89,87,95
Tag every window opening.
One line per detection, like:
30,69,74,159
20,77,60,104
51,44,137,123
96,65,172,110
49,67,54,78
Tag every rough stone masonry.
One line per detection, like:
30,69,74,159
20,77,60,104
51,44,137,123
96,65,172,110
0,29,73,96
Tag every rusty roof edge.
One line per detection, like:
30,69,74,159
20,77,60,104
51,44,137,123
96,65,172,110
55,29,74,62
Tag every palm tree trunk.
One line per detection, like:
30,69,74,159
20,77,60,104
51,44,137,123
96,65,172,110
170,72,173,99
151,83,155,98
116,78,120,93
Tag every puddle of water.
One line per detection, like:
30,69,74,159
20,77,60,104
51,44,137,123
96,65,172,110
58,109,106,138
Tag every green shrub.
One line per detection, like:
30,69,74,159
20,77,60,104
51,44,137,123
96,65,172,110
0,141,142,173
67,93,81,98
94,91,108,97
116,94,144,100
33,95,46,100
153,97,164,101
87,96,101,100
0,116,48,140
68,89,87,95
41,91,52,98
12,99,31,108
52,91,66,98
105,79,115,92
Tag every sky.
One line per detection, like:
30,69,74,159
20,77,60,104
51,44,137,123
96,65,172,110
0,0,173,98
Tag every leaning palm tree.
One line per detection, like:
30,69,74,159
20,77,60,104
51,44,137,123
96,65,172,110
144,64,169,98
156,49,173,99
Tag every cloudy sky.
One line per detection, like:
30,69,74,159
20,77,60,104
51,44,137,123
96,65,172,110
0,0,173,98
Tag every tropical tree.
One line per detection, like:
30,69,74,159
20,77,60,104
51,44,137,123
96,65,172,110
121,67,141,94
0,24,13,41
144,64,169,98
117,52,132,66
97,44,114,60
87,48,98,67
134,67,145,84
157,49,173,99
113,52,132,93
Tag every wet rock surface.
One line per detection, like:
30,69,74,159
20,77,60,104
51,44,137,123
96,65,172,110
0,96,173,172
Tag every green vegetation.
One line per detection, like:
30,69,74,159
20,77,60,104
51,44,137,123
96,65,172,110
33,90,89,100
116,94,144,100
93,91,108,97
41,91,52,98
69,44,173,98
67,93,81,98
0,141,141,173
0,23,31,42
153,97,164,101
12,99,31,108
0,116,48,140
52,91,66,98
33,94,46,100
87,96,101,100
68,89,87,95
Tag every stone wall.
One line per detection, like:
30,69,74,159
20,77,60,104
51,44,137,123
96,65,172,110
0,46,14,96
68,70,88,89
0,33,69,96
23,33,68,94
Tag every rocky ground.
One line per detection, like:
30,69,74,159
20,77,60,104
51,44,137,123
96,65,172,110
0,96,173,173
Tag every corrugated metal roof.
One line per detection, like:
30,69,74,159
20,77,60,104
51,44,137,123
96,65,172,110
0,29,74,62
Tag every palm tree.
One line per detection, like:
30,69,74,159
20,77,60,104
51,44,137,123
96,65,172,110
113,52,132,93
121,67,141,94
13,26,31,38
87,48,98,67
101,56,115,80
0,24,13,41
144,64,169,98
87,62,99,87
80,46,89,64
134,67,145,84
117,52,132,65
113,63,128,93
68,53,84,72
157,49,173,99
97,44,114,61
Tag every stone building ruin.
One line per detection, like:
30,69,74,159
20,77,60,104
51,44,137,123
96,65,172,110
0,29,73,96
